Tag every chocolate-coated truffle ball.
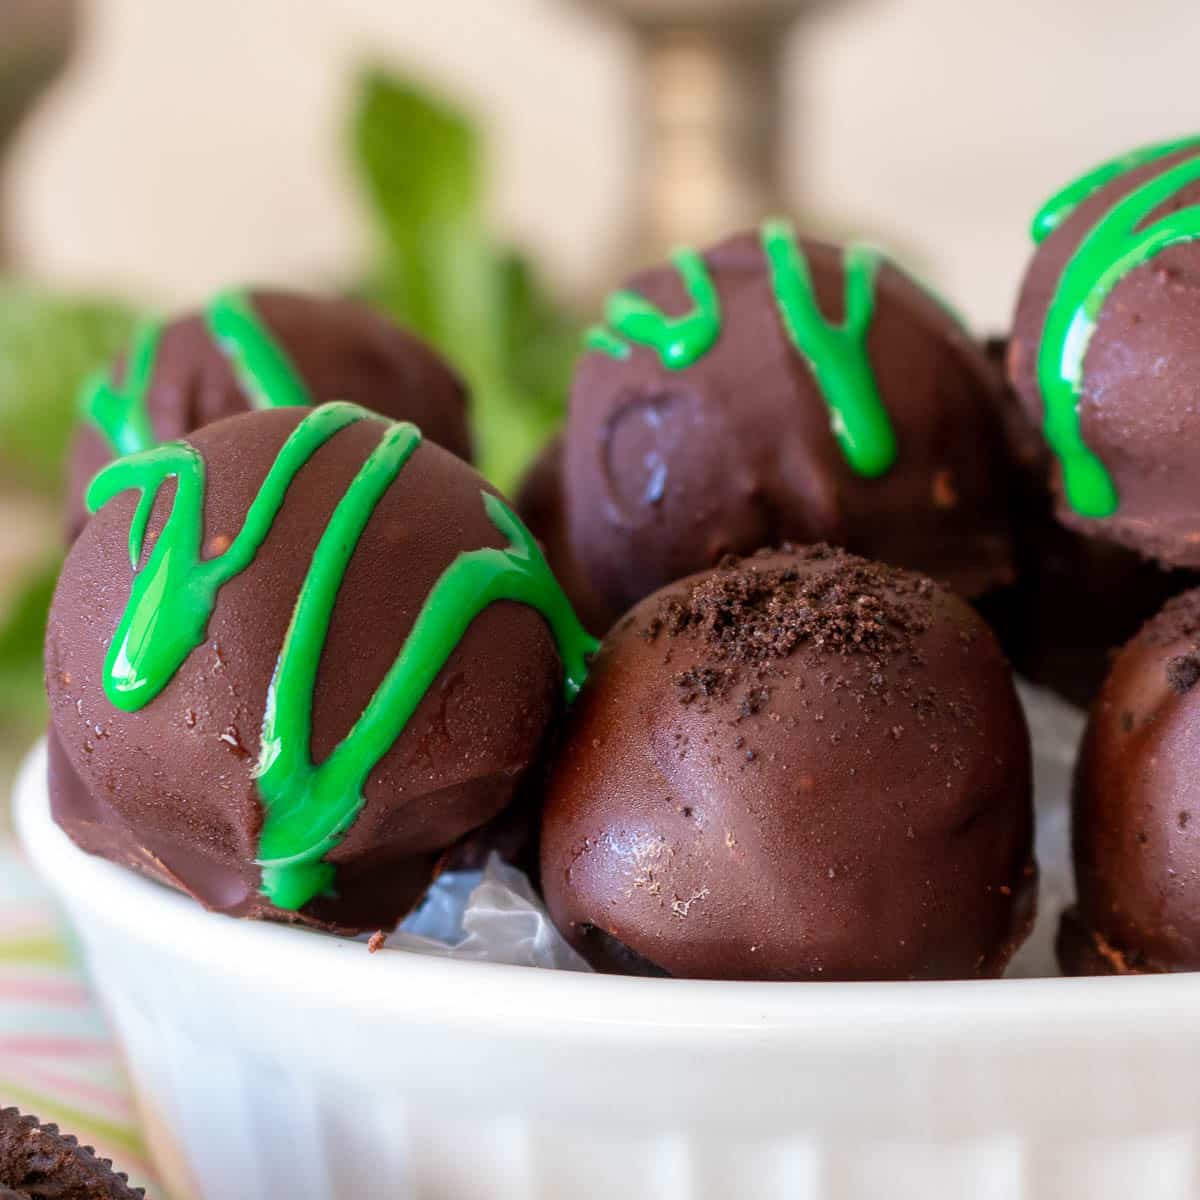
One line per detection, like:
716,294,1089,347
979,338,1193,707
1061,589,1200,974
47,403,590,933
67,289,471,540
563,223,1018,627
1010,135,1200,567
515,434,612,637
541,546,1036,981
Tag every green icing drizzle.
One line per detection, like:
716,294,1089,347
87,402,597,911
599,247,722,369
80,321,164,457
762,220,897,478
1035,137,1200,517
585,220,897,479
1032,135,1200,244
82,289,310,457
204,289,312,409
583,325,631,359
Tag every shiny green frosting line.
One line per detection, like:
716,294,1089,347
1036,141,1200,517
586,220,897,478
257,485,597,910
583,324,631,359
204,289,312,410
1032,135,1200,244
87,402,597,912
762,221,897,478
86,402,375,712
601,247,722,370
83,289,310,456
80,320,164,457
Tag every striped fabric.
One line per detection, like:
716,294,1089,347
0,837,161,1195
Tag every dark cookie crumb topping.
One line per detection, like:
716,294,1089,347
644,544,935,676
1167,652,1200,696
0,1108,144,1199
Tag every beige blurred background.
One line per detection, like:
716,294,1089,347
6,0,1199,331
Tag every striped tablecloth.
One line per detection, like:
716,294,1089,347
0,836,161,1195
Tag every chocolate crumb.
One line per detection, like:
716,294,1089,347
1145,592,1200,648
643,545,933,670
367,931,386,953
1167,652,1200,695
674,666,733,704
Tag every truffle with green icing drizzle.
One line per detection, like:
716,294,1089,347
1010,135,1200,567
66,288,472,541
46,404,594,932
564,223,1017,626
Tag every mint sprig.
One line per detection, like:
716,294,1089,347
349,68,577,491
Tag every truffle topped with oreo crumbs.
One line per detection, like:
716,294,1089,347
540,545,1036,981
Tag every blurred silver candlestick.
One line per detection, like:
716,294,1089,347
576,0,836,265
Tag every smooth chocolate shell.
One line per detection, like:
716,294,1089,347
978,338,1192,707
564,233,1018,629
1010,148,1200,568
47,406,561,933
541,546,1036,981
1063,589,1200,973
67,290,471,540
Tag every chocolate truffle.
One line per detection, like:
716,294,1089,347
515,434,612,637
979,338,1192,707
0,1108,143,1200
1061,588,1200,974
46,403,594,933
563,221,1018,628
1009,135,1200,567
541,546,1036,981
67,289,471,540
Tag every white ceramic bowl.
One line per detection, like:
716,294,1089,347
15,739,1200,1200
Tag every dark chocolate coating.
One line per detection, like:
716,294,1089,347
541,546,1036,981
984,528,1189,710
67,290,471,540
1010,148,1200,568
564,233,1018,628
979,339,1193,707
514,434,613,637
442,775,543,882
0,1107,143,1199
47,407,561,933
1062,589,1200,974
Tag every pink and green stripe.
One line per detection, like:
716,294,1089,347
0,840,160,1193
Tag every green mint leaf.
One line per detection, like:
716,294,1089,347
0,284,136,495
348,67,579,492
0,556,59,735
